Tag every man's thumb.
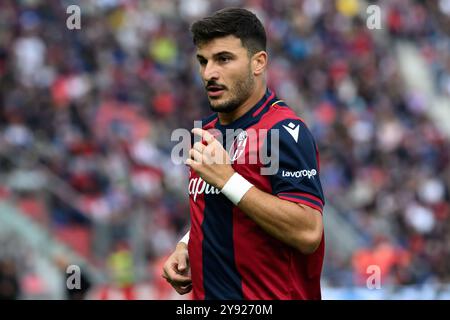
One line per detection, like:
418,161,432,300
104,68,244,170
178,260,187,272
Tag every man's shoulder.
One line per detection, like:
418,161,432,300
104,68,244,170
257,99,308,130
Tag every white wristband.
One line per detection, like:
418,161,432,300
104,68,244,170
220,173,254,205
179,231,189,245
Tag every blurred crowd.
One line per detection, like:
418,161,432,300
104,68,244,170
0,0,450,298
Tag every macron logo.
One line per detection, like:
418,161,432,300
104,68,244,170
282,122,299,143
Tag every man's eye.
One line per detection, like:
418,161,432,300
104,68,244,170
219,57,230,63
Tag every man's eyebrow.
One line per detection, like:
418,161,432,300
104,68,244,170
212,51,236,58
196,51,236,60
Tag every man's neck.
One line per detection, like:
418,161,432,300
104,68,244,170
218,83,267,126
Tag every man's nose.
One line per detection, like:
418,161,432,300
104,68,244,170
203,61,219,81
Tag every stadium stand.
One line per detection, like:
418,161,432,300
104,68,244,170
0,0,449,299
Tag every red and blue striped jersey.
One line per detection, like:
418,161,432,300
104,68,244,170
188,88,325,300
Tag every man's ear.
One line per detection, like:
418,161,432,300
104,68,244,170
252,51,267,76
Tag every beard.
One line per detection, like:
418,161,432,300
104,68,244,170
208,68,255,114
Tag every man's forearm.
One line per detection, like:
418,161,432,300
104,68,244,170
237,186,323,254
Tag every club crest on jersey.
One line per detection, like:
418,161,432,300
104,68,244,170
229,130,248,161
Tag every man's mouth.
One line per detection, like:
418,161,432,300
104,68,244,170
206,85,226,97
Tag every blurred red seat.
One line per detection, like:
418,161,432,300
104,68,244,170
0,185,11,200
17,196,48,225
55,225,92,260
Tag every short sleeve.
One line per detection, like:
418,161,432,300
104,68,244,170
264,119,325,213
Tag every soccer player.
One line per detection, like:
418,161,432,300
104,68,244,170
162,8,325,300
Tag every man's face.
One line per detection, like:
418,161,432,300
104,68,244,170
196,35,255,113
